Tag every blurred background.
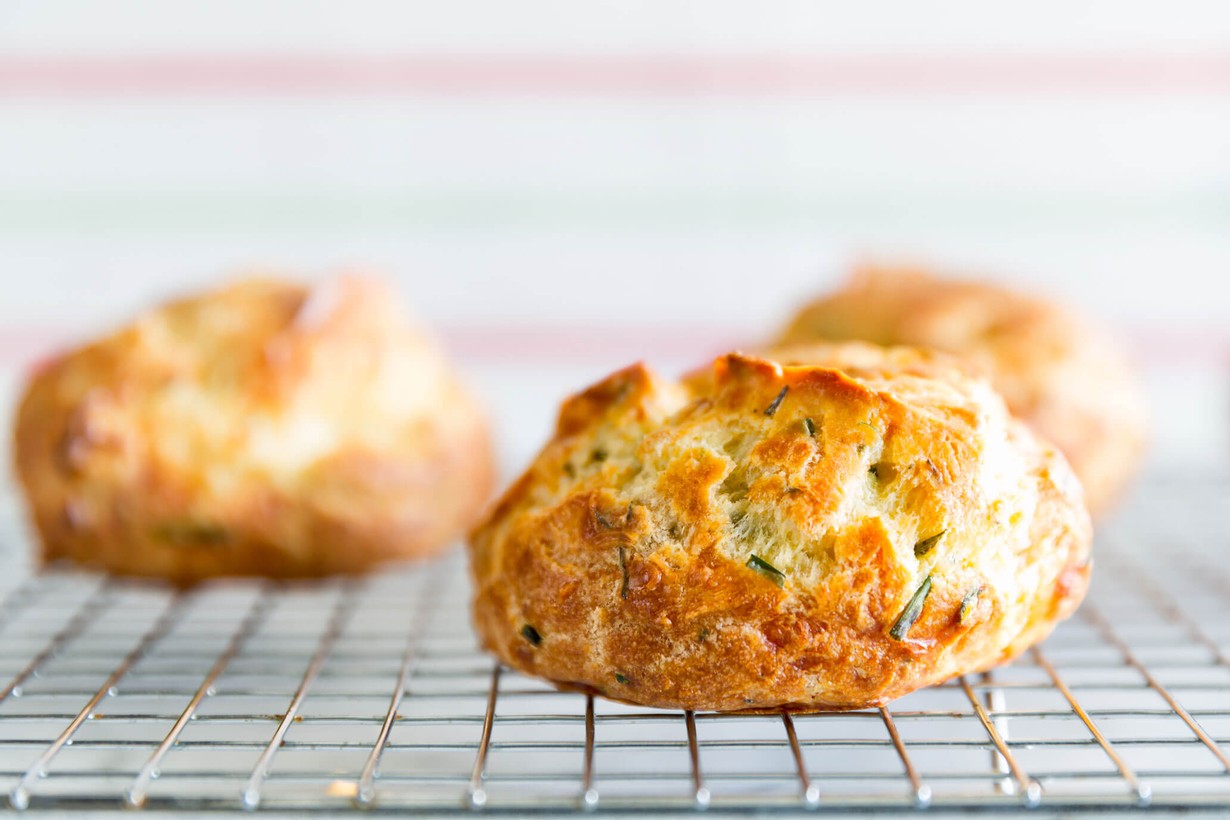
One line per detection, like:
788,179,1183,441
1,0,1227,475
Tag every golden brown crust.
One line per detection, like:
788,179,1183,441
774,265,1148,514
469,345,1092,712
14,276,495,585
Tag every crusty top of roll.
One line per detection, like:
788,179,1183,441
15,276,493,582
775,265,1147,513
470,344,1092,711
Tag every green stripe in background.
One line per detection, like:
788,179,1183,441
0,189,1226,235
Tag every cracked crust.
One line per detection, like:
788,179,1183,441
469,345,1091,711
775,265,1148,514
14,276,495,584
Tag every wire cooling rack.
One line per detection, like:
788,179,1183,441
0,473,1228,814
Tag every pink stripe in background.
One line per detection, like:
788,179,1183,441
2,53,1229,97
0,326,1225,372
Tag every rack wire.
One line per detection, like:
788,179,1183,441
0,473,1227,813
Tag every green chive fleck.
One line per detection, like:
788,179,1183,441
959,586,984,623
618,544,630,600
764,386,789,416
889,576,932,641
746,554,786,588
914,530,946,558
520,624,542,646
154,521,230,547
614,673,631,685
803,417,816,437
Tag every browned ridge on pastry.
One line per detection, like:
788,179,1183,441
14,276,495,584
775,265,1148,515
470,344,1092,712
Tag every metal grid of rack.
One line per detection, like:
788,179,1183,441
0,473,1227,813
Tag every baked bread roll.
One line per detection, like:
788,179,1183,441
14,276,494,584
775,265,1147,514
470,345,1091,711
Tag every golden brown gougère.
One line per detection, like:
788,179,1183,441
470,344,1092,711
15,276,494,584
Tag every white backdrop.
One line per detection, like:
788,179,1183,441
1,1,1227,475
